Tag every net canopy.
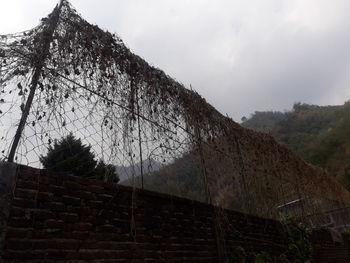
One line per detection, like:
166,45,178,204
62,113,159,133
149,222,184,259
0,0,349,220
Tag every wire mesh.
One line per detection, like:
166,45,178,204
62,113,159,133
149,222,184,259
0,0,349,226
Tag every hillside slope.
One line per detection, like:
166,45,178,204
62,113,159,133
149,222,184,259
123,101,350,215
242,101,350,190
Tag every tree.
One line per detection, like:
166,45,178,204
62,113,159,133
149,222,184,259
94,160,120,183
40,133,119,182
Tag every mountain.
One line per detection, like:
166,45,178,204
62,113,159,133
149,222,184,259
242,101,350,191
119,101,350,216
120,153,206,202
116,159,163,182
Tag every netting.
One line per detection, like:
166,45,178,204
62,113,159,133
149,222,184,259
1,0,349,223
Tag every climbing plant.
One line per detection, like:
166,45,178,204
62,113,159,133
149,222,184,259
0,0,349,225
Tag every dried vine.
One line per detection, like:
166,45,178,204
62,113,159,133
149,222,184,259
0,0,349,224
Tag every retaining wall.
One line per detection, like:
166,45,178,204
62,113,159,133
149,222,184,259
0,163,348,262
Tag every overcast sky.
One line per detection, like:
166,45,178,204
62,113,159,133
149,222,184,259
1,0,350,121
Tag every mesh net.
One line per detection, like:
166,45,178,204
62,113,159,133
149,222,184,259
0,0,349,223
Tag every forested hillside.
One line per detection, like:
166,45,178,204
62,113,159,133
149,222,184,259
242,101,350,191
122,101,350,212
122,154,206,202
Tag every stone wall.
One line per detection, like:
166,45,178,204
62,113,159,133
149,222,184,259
0,162,18,261
312,229,350,263
0,163,347,262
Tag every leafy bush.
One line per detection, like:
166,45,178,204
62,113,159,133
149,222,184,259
283,216,313,263
227,246,247,263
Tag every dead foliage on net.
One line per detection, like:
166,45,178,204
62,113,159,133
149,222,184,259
0,0,349,220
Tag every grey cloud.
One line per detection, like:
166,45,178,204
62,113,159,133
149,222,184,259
2,0,350,120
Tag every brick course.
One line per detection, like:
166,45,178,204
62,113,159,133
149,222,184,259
0,164,348,262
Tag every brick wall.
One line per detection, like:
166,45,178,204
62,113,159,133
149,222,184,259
312,229,350,263
0,163,347,262
0,163,18,261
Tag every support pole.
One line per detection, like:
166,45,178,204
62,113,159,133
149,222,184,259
194,127,226,262
8,71,42,162
136,83,144,189
8,1,64,162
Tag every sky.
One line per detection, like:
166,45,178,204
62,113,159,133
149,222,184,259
1,0,350,121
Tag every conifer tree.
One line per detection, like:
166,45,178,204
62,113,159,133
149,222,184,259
40,133,119,182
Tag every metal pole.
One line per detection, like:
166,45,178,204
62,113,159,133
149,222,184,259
8,2,64,162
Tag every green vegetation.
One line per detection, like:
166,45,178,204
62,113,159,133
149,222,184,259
342,229,350,243
227,246,247,263
226,246,291,263
242,101,350,191
121,100,350,215
40,133,119,183
124,153,206,202
226,217,313,263
283,216,313,263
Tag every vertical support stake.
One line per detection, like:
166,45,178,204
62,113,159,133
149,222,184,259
8,74,40,162
7,1,64,163
135,82,144,189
